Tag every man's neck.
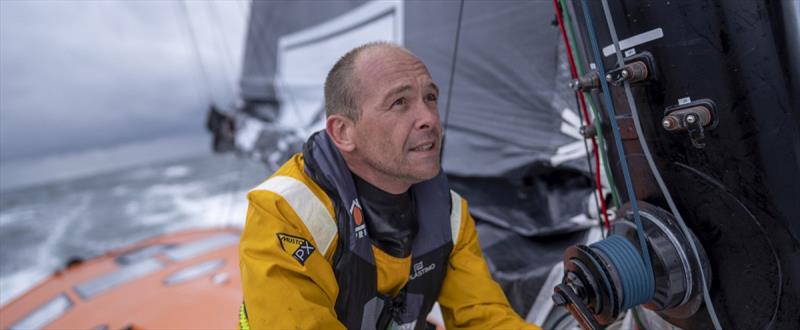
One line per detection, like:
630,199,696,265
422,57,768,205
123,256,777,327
353,174,410,204
341,156,411,194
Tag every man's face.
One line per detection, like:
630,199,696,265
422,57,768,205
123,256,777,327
349,48,443,189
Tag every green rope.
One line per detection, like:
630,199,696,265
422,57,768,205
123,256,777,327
239,303,251,330
559,0,622,209
586,95,622,209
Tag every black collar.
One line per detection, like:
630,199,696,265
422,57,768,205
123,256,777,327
353,174,418,258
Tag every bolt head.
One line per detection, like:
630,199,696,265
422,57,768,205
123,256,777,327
621,69,630,78
662,119,673,129
605,74,613,82
686,115,697,124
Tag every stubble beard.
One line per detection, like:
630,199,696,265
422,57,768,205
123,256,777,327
354,128,443,189
363,147,441,188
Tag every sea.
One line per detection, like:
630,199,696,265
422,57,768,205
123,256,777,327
0,151,271,306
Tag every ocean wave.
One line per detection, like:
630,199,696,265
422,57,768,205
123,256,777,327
162,165,192,179
0,153,265,307
0,208,36,226
0,268,49,307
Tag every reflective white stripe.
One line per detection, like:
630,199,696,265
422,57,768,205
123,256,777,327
449,190,463,244
251,176,336,256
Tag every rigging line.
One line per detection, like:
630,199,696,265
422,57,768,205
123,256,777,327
233,0,250,88
554,0,592,130
178,0,215,105
598,0,723,328
204,0,239,99
575,92,605,237
441,0,465,156
561,0,621,209
237,0,262,95
245,2,305,128
563,0,591,73
578,0,654,282
554,0,610,232
205,1,238,72
563,0,605,237
181,0,241,227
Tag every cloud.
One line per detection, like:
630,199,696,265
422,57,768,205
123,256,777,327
0,0,248,162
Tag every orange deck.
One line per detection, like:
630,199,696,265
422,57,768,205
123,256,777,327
0,228,242,329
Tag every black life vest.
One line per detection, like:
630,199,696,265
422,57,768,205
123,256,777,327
304,131,454,330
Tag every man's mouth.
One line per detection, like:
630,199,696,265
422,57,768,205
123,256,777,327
410,142,435,152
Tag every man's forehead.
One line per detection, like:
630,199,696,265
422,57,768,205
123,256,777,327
356,46,430,78
359,45,415,62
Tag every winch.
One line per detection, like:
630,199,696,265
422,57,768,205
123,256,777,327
552,202,710,328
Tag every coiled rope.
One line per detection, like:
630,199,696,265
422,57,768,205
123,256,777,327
591,235,655,309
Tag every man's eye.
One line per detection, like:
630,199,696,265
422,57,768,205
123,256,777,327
426,94,438,103
392,98,407,108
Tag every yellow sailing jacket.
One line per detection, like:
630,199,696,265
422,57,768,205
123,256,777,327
240,154,541,329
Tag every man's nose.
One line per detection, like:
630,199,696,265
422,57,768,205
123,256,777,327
414,100,439,131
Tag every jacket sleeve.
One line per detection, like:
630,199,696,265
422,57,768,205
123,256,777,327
239,189,345,329
437,197,542,330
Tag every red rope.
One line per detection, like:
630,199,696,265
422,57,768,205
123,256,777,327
553,0,610,232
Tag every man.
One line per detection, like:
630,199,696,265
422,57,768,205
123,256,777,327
239,42,540,329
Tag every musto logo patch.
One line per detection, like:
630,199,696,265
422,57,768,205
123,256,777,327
276,233,316,265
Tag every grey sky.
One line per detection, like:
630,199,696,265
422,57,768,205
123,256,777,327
0,0,248,162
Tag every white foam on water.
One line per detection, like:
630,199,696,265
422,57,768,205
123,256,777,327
133,180,248,231
0,207,36,226
145,182,204,197
130,183,201,226
138,211,180,226
166,187,250,231
37,194,92,271
0,268,49,307
162,165,192,179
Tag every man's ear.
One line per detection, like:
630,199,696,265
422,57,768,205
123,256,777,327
326,114,356,152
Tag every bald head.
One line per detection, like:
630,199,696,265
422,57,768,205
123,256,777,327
324,42,418,121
